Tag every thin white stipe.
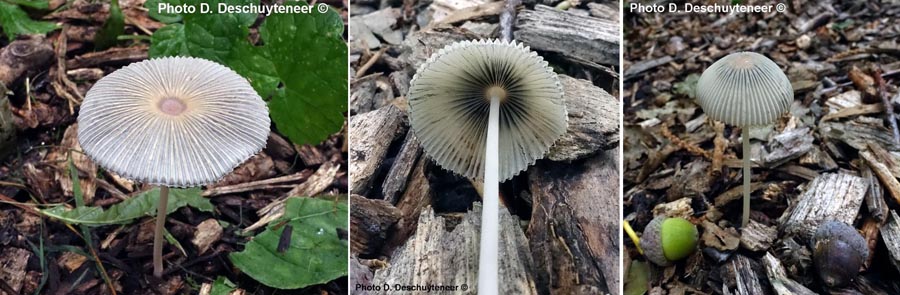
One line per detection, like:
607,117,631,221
478,97,500,295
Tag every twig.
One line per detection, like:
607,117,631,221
873,67,900,145
499,0,521,42
660,124,711,159
354,47,386,78
202,171,311,197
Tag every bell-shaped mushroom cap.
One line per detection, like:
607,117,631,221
407,39,567,181
696,52,793,126
77,57,270,187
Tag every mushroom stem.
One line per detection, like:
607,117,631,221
478,97,500,294
153,186,169,278
741,128,751,227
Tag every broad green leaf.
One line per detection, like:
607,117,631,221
94,0,124,49
260,2,347,144
148,0,278,97
210,276,237,295
41,187,212,226
3,0,48,9
149,23,188,56
144,0,182,24
148,0,347,145
0,1,57,40
230,197,348,289
624,260,650,295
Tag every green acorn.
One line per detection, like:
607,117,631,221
641,216,699,266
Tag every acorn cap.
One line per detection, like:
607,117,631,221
696,52,793,126
407,39,567,181
77,57,270,187
641,216,670,266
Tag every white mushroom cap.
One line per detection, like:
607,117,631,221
77,57,270,187
407,39,567,181
696,52,793,126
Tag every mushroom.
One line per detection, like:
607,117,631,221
695,52,793,227
77,56,270,277
407,39,567,292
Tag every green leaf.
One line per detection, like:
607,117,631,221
41,187,213,226
144,0,182,24
673,73,700,99
260,2,347,144
230,197,348,289
148,0,347,145
94,0,125,49
210,276,237,295
148,0,278,97
3,0,49,10
624,260,650,295
0,1,57,40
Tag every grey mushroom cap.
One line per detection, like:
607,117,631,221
77,57,270,187
696,52,793,126
407,39,568,181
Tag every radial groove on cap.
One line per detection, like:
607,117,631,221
78,57,270,187
407,39,567,181
696,52,793,126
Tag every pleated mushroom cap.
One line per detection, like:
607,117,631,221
407,39,567,181
77,57,270,187
696,52,793,126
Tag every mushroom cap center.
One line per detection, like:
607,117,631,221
728,53,757,69
485,85,508,103
158,97,187,116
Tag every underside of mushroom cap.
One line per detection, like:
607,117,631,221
696,52,793,126
407,39,567,181
77,57,270,187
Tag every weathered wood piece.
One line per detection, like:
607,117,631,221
0,247,31,295
546,75,619,162
528,148,619,295
780,173,867,238
0,36,54,88
881,211,900,275
762,252,816,295
350,194,401,256
820,118,900,152
372,206,538,294
349,105,408,195
515,5,619,66
381,132,422,204
762,127,814,167
860,149,900,205
861,161,889,221
624,56,673,80
351,256,375,295
382,159,433,253
739,221,777,252
348,8,403,50
728,255,767,295
400,27,480,71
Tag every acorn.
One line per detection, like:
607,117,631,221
641,216,699,266
812,221,869,288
